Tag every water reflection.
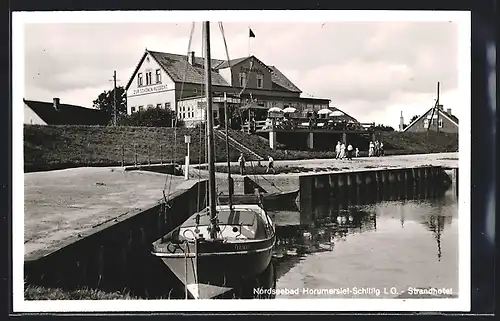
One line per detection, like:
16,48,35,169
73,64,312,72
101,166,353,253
271,181,458,299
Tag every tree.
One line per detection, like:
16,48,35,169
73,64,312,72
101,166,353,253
118,107,180,127
409,115,420,123
93,86,127,125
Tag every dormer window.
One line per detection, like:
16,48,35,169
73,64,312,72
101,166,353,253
256,74,263,88
137,73,143,87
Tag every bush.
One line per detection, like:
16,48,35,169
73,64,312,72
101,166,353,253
118,107,181,127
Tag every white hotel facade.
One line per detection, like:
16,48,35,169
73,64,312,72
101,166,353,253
125,49,331,127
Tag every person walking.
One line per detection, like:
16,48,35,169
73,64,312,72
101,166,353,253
380,142,384,156
347,143,353,160
355,147,360,158
340,142,346,159
368,141,374,157
266,155,275,174
238,153,246,175
335,141,341,159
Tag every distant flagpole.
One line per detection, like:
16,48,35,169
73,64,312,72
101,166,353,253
248,26,251,56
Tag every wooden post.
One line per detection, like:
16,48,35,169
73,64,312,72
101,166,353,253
148,144,151,165
134,144,137,166
160,144,163,164
121,144,124,167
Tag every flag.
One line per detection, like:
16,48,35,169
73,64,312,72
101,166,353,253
249,28,255,38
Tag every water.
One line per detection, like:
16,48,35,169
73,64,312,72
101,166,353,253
270,184,458,299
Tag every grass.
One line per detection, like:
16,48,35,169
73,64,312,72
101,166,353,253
24,284,139,300
24,125,458,172
24,125,241,172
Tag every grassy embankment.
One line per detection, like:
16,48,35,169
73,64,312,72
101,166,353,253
24,125,458,172
25,285,138,300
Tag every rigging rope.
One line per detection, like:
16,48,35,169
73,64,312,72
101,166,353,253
163,21,196,203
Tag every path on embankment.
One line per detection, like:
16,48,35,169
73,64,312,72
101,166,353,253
191,152,459,194
24,152,458,260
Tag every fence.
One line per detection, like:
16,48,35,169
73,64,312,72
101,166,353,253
114,143,191,167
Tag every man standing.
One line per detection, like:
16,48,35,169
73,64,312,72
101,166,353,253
335,141,341,159
238,153,246,175
347,143,353,160
266,155,275,174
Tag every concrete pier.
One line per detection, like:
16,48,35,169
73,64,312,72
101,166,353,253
24,167,207,296
298,165,451,210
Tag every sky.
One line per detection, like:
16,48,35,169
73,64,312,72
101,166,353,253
23,14,464,129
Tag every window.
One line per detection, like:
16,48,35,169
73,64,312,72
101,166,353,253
156,104,162,109
239,72,247,87
438,119,444,128
432,118,437,126
182,106,185,112
256,74,263,88
137,73,143,87
138,106,144,111
155,69,161,83
131,106,136,113
423,119,429,128
146,70,152,85
165,102,171,109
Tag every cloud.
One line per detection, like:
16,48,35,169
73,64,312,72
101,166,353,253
22,20,460,128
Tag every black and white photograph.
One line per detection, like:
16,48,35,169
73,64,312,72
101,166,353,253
12,10,470,312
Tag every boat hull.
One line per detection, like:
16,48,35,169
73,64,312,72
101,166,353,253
159,242,274,290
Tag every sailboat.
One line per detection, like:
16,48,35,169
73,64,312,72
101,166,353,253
151,21,276,300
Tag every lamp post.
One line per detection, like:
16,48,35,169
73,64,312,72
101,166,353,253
184,135,191,180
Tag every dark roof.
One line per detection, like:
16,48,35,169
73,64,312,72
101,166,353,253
125,50,229,90
403,106,459,132
24,99,108,125
444,110,459,124
268,66,301,93
128,50,302,94
214,57,249,69
214,55,301,93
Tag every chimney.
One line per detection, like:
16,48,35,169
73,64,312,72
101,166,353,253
446,108,452,115
53,97,60,111
399,111,404,131
188,51,195,65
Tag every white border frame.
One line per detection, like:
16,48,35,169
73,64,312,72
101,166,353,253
12,10,471,312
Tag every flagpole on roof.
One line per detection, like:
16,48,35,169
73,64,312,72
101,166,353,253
248,26,251,57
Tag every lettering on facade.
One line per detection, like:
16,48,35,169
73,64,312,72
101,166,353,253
131,84,168,96
240,66,263,74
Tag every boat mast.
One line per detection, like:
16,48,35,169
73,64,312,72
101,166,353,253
224,92,233,210
204,21,218,239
